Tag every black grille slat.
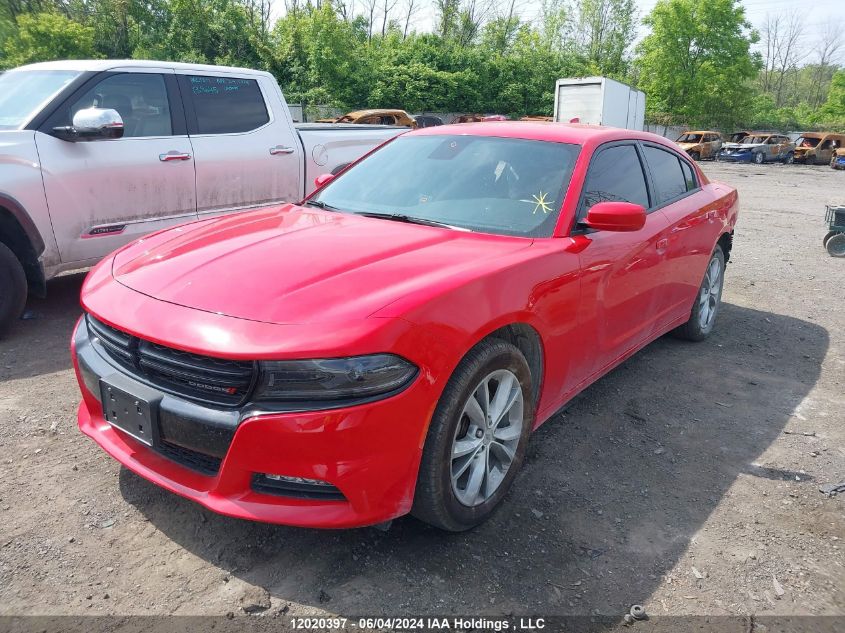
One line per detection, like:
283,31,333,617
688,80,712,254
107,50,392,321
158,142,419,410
158,441,222,476
86,315,256,407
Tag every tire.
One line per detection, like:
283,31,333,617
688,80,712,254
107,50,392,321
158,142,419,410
783,152,794,164
823,231,840,248
753,152,765,164
826,233,845,257
689,151,700,161
412,338,534,531
672,245,726,342
0,242,27,338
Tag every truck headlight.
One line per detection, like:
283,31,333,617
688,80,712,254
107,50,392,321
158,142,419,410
255,354,417,403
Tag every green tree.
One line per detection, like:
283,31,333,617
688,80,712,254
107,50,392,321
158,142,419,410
819,70,845,123
635,0,761,128
575,0,636,77
2,11,99,67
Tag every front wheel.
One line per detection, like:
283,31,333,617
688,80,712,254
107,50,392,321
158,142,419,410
754,152,765,164
827,233,845,257
672,245,725,342
412,338,534,531
689,151,701,161
823,231,840,248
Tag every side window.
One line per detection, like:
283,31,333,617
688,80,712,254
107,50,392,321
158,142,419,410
65,73,172,138
680,159,698,191
581,144,649,213
643,145,688,204
186,75,269,134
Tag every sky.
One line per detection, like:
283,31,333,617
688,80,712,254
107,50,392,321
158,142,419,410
404,0,845,64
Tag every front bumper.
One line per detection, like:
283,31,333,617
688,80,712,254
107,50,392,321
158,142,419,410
717,151,753,162
72,317,431,528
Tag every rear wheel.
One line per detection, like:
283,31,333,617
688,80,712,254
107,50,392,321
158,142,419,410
412,338,533,531
673,245,725,342
783,152,794,164
823,231,840,248
754,152,765,164
826,233,845,257
0,242,27,338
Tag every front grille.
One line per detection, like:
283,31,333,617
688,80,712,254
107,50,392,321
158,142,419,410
86,315,256,407
158,441,222,476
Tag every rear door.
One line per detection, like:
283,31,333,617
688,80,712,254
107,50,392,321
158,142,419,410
640,143,715,324
36,68,197,264
575,142,671,373
176,71,303,219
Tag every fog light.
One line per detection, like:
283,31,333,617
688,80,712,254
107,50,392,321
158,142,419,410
252,473,346,501
264,474,332,486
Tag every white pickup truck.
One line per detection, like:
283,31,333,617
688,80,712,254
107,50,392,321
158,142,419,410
0,60,404,334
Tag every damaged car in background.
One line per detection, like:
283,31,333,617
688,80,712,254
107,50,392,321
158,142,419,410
675,130,722,160
718,132,794,164
793,132,845,165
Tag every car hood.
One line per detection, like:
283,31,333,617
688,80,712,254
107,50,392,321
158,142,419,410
112,204,531,325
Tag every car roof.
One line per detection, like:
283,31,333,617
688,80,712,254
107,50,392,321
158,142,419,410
409,121,681,148
683,130,718,135
11,59,273,78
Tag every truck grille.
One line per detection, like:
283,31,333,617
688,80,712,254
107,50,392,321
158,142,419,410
86,315,256,407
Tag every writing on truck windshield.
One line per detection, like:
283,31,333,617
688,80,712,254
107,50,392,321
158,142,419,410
311,135,580,238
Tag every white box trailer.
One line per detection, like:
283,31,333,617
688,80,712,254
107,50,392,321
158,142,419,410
553,77,645,130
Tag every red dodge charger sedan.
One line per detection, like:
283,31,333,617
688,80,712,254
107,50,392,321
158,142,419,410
72,123,738,531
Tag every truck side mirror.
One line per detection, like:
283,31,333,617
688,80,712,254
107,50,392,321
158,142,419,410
53,108,125,142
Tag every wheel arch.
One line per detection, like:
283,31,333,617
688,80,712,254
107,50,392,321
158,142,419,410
0,196,46,297
717,231,733,263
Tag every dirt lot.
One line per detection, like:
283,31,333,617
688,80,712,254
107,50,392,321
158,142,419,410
0,162,843,622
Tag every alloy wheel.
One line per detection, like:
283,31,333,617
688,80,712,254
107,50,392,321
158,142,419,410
450,369,524,507
698,256,723,330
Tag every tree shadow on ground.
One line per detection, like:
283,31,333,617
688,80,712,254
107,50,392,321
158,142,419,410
119,302,827,616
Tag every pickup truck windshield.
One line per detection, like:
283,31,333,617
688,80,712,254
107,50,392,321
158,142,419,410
312,135,580,237
0,70,81,130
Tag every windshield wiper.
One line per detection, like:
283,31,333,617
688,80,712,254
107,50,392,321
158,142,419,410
303,199,343,212
356,211,469,231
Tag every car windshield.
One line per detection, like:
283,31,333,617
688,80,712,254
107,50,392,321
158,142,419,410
311,135,580,238
796,137,821,147
0,69,81,130
677,133,703,143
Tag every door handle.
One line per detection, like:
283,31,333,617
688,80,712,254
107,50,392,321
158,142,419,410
159,151,192,162
269,145,295,155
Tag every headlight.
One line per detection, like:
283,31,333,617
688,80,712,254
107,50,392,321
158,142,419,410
255,354,417,403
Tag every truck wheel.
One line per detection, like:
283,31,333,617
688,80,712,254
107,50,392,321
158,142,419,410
0,242,27,337
672,245,725,342
412,338,533,532
754,152,765,164
826,233,845,257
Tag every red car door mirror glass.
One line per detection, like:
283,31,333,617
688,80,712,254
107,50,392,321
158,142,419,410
584,201,647,232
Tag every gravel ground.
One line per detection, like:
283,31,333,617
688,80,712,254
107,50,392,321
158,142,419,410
0,161,843,621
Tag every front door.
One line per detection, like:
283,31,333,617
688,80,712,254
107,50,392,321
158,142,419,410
575,142,671,374
36,69,197,264
175,72,303,219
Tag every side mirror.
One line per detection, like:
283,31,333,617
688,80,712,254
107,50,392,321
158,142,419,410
314,173,335,189
53,108,124,142
583,201,646,232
